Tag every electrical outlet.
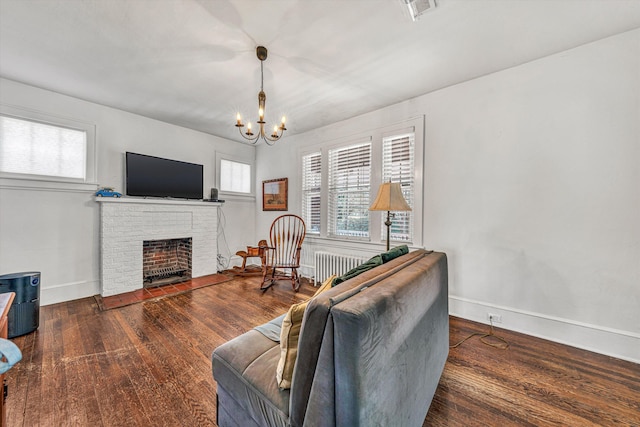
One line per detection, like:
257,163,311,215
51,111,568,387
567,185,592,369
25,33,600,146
487,313,502,323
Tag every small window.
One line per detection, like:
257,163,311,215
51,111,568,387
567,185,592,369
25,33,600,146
0,115,87,180
219,158,251,194
302,152,322,234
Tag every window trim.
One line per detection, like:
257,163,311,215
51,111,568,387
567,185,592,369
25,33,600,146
215,150,256,199
0,104,97,191
298,117,424,248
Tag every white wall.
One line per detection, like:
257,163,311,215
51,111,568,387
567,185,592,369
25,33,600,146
0,78,257,305
255,29,640,362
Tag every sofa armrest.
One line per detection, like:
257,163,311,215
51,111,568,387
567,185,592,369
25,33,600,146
212,330,290,427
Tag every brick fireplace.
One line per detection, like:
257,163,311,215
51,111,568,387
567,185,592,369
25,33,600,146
143,237,192,287
97,198,220,296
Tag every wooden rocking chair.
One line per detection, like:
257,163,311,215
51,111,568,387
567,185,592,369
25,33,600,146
261,214,306,292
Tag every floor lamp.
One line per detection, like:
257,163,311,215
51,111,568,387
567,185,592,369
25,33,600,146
369,182,412,251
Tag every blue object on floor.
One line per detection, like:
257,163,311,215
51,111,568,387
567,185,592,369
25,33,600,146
0,338,22,374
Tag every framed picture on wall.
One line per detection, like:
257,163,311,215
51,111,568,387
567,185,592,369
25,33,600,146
262,178,288,211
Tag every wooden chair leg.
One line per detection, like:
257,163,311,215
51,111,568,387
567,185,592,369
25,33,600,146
260,267,277,292
260,265,269,291
291,269,300,292
260,278,272,292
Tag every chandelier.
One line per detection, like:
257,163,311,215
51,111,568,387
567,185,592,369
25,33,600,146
235,46,286,145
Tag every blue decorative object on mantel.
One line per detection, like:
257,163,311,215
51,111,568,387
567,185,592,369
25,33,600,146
96,187,122,197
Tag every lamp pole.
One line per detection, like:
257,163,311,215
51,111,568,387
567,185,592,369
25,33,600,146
384,211,392,251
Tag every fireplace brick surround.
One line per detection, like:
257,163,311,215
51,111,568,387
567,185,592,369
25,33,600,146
97,198,220,297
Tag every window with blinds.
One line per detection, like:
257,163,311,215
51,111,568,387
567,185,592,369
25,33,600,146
0,115,87,180
382,132,415,242
328,142,371,239
220,159,251,194
298,117,423,246
302,152,322,234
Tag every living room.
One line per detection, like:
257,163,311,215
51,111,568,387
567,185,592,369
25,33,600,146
0,1,638,426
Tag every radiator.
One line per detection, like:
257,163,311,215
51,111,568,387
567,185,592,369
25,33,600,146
314,251,368,285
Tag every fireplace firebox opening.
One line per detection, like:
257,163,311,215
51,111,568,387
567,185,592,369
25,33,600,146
143,238,192,287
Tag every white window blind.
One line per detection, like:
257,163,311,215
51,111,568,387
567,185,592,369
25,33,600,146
220,159,251,193
302,152,322,234
0,115,87,180
382,132,415,242
328,142,371,239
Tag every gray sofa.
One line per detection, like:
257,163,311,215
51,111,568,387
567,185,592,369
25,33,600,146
211,249,449,427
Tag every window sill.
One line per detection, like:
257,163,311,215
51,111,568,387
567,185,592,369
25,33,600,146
0,177,99,193
218,192,256,202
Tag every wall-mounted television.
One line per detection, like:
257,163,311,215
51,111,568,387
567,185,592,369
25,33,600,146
125,152,203,199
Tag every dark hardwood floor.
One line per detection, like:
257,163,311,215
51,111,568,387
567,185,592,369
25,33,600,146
427,320,639,426
7,276,639,426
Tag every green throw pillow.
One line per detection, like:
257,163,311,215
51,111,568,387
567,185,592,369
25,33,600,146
381,245,409,263
332,255,383,287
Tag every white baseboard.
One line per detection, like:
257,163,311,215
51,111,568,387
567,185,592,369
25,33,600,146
41,279,100,306
449,295,640,364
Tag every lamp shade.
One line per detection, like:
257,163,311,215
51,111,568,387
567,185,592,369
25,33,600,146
369,182,412,212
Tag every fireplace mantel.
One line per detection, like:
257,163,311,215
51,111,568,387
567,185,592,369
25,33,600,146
97,197,220,296
96,197,223,207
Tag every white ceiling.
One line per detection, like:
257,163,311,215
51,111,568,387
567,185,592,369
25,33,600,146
1,0,640,143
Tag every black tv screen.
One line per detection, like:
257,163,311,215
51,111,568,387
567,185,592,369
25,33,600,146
126,152,203,199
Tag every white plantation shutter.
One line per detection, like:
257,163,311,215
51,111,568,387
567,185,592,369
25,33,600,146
0,115,86,179
328,141,371,239
382,132,414,242
220,159,251,193
302,152,322,234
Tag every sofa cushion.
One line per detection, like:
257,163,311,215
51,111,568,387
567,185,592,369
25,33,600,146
276,274,336,389
331,255,383,287
254,313,286,342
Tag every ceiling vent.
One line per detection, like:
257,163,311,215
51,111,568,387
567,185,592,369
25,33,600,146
402,0,437,21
